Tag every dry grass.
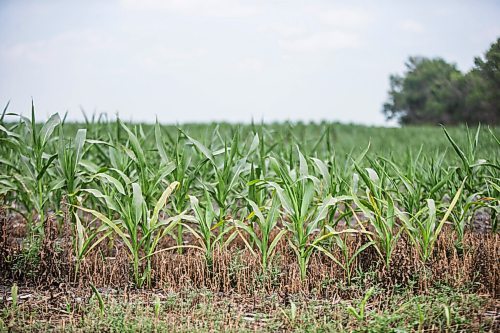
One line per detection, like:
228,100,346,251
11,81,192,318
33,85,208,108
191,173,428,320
1,214,497,298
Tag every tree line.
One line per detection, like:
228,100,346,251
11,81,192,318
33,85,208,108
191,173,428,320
383,38,499,125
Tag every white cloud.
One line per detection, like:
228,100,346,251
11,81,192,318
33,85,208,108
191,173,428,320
1,29,111,65
120,0,258,18
279,30,362,52
264,23,307,39
318,8,372,28
138,46,207,71
236,57,263,72
265,6,370,54
400,19,425,33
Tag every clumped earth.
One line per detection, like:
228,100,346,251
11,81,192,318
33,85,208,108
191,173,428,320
0,109,499,331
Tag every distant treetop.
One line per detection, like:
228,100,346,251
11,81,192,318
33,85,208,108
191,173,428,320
383,38,499,125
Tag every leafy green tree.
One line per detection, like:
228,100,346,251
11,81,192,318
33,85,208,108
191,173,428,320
383,38,499,125
463,38,500,124
383,57,465,125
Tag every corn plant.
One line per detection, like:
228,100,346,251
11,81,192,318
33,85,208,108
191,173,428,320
235,195,287,270
119,120,176,207
442,125,497,191
186,191,237,266
0,110,21,209
183,131,248,235
351,165,401,268
346,287,375,321
485,178,499,233
311,154,354,230
89,283,105,315
73,212,112,274
0,101,19,150
156,124,202,253
381,155,453,215
16,105,60,236
267,148,350,280
57,127,86,196
398,180,464,262
319,225,374,285
56,126,87,226
78,181,185,287
443,125,499,244
446,182,495,249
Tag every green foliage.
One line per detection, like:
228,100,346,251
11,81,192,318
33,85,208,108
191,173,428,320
78,181,186,287
0,105,498,287
236,195,287,270
383,38,500,125
187,191,237,266
346,287,375,321
90,283,105,316
1,285,490,332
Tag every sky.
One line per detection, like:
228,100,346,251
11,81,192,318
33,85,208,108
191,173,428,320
0,0,499,126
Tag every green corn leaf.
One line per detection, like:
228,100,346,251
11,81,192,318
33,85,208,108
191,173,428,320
120,121,146,167
39,113,61,147
0,100,10,122
150,181,179,227
76,205,133,254
74,129,87,166
37,153,58,180
434,179,465,237
297,145,308,178
155,121,169,164
132,183,145,224
81,188,119,212
183,131,215,164
94,173,125,195
442,126,469,169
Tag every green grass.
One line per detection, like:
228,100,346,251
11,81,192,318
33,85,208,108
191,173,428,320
0,285,494,332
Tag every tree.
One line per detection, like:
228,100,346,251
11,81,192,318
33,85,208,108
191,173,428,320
464,38,500,124
383,38,499,125
383,57,465,125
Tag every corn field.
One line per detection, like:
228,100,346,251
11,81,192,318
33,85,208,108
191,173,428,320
0,103,499,293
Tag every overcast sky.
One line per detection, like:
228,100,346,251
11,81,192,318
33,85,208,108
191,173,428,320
0,0,499,125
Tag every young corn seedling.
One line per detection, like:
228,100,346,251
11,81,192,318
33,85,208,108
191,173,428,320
57,127,86,197
267,147,349,280
73,212,112,274
78,181,186,287
15,105,60,237
446,181,494,249
187,191,237,267
56,126,87,225
235,195,287,270
443,125,497,191
381,155,453,215
443,126,499,244
319,225,374,285
0,109,24,216
0,101,20,152
156,124,202,253
89,283,105,316
351,165,401,268
485,178,499,233
120,120,176,207
398,179,465,262
183,131,248,238
346,287,375,321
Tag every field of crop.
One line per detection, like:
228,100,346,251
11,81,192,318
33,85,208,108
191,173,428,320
0,105,499,332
